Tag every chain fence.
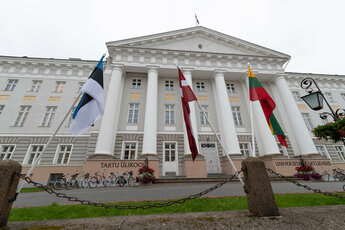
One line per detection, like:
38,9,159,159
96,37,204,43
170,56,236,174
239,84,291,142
266,168,345,200
19,170,242,209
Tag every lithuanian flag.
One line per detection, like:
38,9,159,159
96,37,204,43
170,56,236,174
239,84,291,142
248,66,288,147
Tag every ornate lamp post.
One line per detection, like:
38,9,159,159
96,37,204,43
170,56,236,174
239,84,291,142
300,77,344,121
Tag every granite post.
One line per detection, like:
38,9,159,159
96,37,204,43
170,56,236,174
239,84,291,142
242,157,279,217
0,160,22,227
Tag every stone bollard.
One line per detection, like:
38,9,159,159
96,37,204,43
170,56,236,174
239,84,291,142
0,160,22,227
242,157,279,217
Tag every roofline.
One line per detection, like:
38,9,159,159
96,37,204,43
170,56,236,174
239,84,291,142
0,55,98,63
286,71,345,77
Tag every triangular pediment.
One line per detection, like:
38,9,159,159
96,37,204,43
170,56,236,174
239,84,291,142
107,26,290,59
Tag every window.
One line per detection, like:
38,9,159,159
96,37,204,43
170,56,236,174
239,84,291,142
131,79,141,89
77,82,84,93
41,106,57,127
301,113,314,131
0,145,15,160
292,91,301,101
325,93,335,103
341,93,345,101
164,104,175,125
122,142,137,160
164,142,176,162
316,145,330,159
14,106,31,127
165,80,174,90
128,103,139,124
54,81,66,93
29,80,42,92
239,143,251,157
54,145,72,164
232,106,243,126
200,105,209,125
4,79,18,91
196,82,205,92
335,145,345,161
226,83,235,93
0,105,4,115
25,145,44,165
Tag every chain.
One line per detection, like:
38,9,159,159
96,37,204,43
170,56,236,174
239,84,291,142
266,168,345,200
19,170,242,209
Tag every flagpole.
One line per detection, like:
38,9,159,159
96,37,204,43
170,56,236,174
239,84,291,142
247,63,256,157
195,100,244,186
16,92,83,195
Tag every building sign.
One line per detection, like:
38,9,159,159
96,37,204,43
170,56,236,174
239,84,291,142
274,160,331,167
229,97,239,102
130,93,141,99
164,94,175,100
198,95,208,101
100,161,145,168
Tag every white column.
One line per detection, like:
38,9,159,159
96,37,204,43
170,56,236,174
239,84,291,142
182,68,199,155
95,64,124,156
214,70,241,155
142,66,158,155
274,75,318,155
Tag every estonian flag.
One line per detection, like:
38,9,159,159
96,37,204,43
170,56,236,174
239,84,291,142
69,55,105,135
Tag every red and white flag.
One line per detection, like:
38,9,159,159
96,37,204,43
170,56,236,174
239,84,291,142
178,67,199,161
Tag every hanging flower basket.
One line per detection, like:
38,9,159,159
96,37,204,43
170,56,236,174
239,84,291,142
312,117,345,143
136,166,156,184
294,156,321,180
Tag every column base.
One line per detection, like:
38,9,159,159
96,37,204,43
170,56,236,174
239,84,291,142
220,155,243,175
139,154,159,161
182,154,207,178
88,154,115,160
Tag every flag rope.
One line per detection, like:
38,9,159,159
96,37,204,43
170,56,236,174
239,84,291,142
16,92,83,194
195,100,244,187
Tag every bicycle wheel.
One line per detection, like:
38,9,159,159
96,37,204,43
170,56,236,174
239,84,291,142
65,179,73,190
104,177,112,187
89,177,98,188
53,179,64,190
81,179,89,188
322,172,330,182
118,177,125,187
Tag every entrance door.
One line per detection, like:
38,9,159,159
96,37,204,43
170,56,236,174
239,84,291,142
163,142,178,176
200,142,220,174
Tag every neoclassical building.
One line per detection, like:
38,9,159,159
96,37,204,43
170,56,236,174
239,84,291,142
0,26,344,183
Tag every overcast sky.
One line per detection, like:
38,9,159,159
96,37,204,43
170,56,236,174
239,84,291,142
0,0,344,75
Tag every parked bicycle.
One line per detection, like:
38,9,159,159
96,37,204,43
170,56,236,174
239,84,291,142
53,174,73,190
116,171,133,187
320,168,345,181
89,171,110,188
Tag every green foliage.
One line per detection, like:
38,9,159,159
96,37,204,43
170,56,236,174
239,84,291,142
313,117,345,142
9,194,345,222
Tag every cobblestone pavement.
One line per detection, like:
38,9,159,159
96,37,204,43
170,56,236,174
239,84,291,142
7,205,345,230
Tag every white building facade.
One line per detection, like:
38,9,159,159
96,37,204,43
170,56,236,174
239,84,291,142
0,26,344,183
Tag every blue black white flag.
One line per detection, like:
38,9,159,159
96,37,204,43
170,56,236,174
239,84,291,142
69,55,105,135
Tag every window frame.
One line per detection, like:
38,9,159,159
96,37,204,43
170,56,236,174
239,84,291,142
127,103,139,124
23,144,45,165
165,80,174,91
13,105,31,127
29,80,42,92
292,91,302,101
200,105,209,125
196,82,206,92
301,113,314,131
41,106,57,127
121,141,138,160
163,141,177,162
226,83,236,93
131,79,142,89
53,144,73,165
0,105,4,115
4,79,18,91
0,144,16,161
334,145,345,161
239,142,252,157
164,104,175,125
325,93,336,103
231,106,243,126
315,145,330,159
54,81,66,93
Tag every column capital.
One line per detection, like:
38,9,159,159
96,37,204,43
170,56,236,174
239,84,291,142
147,65,159,73
274,73,288,82
110,63,124,71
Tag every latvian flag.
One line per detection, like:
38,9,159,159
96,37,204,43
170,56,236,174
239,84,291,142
248,65,288,147
178,67,199,161
69,55,105,135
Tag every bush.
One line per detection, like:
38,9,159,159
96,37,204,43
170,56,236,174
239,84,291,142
313,117,345,143
136,166,156,184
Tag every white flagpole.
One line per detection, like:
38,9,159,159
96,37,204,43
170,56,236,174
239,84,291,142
16,92,83,194
248,63,256,157
195,100,244,186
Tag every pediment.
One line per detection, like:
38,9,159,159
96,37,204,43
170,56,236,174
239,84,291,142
107,26,290,59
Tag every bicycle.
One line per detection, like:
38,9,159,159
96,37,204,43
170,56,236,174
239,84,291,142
116,171,133,187
105,172,117,187
332,168,345,181
89,171,110,188
53,174,72,190
79,172,90,188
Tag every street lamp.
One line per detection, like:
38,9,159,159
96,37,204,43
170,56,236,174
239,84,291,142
300,77,344,121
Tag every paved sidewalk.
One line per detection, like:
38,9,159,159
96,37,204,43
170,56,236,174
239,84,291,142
7,205,345,230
